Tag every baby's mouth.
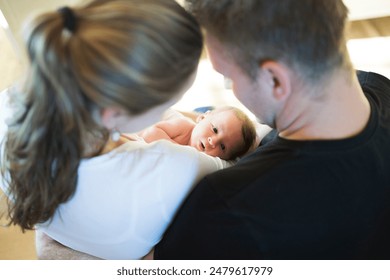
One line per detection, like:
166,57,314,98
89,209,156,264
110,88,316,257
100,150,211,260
200,140,205,151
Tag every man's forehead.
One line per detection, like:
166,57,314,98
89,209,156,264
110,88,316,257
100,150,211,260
205,34,231,74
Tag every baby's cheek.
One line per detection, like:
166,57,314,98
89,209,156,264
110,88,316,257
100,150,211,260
205,150,223,159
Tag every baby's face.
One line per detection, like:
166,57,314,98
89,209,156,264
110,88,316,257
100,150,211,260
189,110,244,160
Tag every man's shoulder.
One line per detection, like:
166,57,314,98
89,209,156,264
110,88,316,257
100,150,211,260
357,70,390,123
196,149,289,198
357,70,390,86
357,70,390,99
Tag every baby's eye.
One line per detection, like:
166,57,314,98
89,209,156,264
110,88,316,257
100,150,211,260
212,125,218,134
220,143,226,151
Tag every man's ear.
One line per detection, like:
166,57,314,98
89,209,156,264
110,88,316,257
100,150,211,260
260,61,292,101
100,107,126,129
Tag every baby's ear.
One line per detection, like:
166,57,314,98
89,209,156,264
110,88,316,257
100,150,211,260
196,110,211,123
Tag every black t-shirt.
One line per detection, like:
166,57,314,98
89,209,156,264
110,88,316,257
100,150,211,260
155,71,390,259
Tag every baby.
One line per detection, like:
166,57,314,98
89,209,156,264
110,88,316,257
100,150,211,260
138,106,257,160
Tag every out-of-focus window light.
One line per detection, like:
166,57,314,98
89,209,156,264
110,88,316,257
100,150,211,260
0,10,9,29
347,36,390,78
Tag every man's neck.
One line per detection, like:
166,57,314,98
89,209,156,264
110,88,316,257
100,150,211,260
278,69,371,141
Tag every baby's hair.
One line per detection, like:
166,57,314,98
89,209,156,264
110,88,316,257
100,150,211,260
212,106,256,159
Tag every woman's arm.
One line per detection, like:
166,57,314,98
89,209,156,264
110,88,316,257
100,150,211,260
35,231,101,260
36,231,156,260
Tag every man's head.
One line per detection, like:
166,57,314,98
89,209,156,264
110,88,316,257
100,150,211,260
185,0,351,128
190,106,256,160
186,0,350,81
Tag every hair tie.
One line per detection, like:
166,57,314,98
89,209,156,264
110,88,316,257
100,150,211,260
58,7,77,33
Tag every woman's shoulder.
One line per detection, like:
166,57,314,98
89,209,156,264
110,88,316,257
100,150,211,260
81,140,230,177
0,88,12,138
85,140,203,164
133,139,203,159
122,140,231,171
148,140,233,170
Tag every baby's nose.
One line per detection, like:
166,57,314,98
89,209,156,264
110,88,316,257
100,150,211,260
207,136,220,148
207,137,215,148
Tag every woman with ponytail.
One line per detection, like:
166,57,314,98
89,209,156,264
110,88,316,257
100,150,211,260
0,0,229,259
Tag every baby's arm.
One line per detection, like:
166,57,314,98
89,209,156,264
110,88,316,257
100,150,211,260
139,118,193,144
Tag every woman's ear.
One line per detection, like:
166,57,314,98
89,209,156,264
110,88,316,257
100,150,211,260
260,61,292,101
100,107,126,129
